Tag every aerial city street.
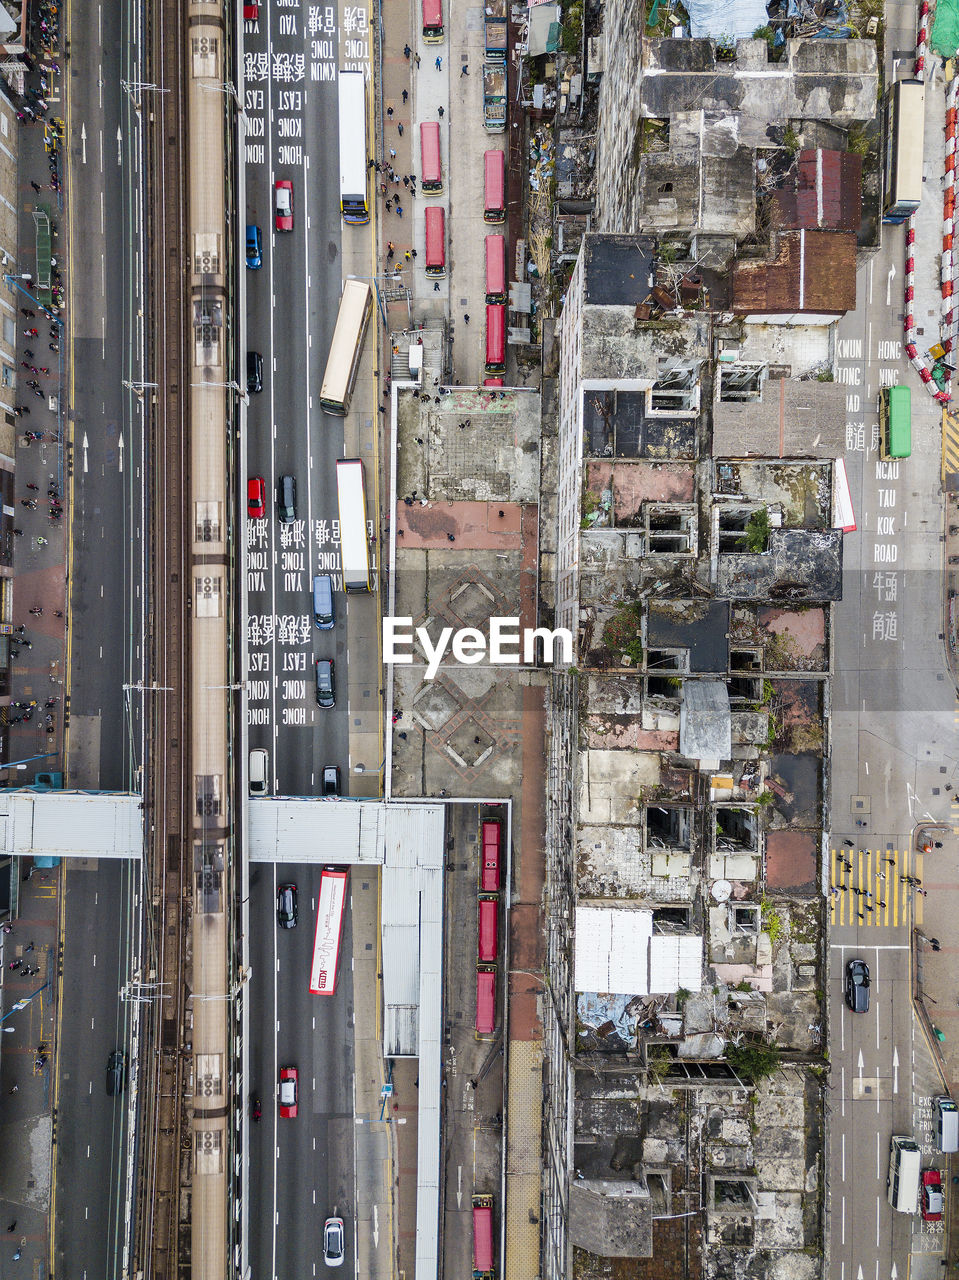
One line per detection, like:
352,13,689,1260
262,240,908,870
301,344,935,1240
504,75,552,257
0,0,956,1276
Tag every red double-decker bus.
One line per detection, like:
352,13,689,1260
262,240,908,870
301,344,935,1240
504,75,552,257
309,868,349,995
422,0,443,42
476,967,496,1035
483,149,505,224
472,1194,494,1277
484,304,506,376
485,234,506,305
480,818,501,892
420,121,443,194
425,206,446,279
478,895,498,964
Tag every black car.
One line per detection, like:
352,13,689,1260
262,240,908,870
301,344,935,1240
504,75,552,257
277,883,298,929
844,958,870,1013
106,1050,125,1096
277,474,296,524
247,351,263,394
323,765,341,796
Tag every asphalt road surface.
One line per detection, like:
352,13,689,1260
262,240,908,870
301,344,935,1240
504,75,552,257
53,861,135,1277
248,863,356,1279
243,9,353,800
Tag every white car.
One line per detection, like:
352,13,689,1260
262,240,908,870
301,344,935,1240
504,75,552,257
323,1217,345,1267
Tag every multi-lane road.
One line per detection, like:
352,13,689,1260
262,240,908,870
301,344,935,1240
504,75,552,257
828,25,956,1273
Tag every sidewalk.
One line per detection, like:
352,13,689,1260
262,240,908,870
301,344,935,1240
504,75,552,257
0,864,60,1277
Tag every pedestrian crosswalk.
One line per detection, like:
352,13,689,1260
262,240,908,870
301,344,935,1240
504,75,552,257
829,846,923,927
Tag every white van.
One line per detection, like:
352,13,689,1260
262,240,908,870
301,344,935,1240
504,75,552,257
249,748,269,795
934,1096,959,1153
886,1135,921,1213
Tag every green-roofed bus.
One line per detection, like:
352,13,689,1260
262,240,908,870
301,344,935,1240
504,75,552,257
879,384,911,459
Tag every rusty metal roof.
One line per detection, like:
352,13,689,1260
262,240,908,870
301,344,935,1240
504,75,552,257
732,229,857,315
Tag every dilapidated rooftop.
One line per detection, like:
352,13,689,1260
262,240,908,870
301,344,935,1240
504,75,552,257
716,529,843,601
713,376,846,459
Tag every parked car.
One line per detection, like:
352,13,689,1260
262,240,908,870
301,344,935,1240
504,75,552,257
323,765,341,796
246,224,263,269
844,958,870,1013
323,1217,345,1267
249,747,268,795
106,1050,125,1096
278,1065,298,1118
248,475,266,519
276,883,298,929
247,350,263,394
275,179,294,231
315,659,335,709
276,474,296,524
921,1168,944,1221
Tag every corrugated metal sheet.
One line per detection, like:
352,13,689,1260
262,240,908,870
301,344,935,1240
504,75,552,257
732,229,857,316
774,150,862,232
0,792,143,858
680,680,731,765
574,906,652,995
648,935,703,994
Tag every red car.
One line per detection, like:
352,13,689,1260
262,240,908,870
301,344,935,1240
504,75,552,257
274,180,293,232
921,1168,944,1221
248,476,265,518
243,1,259,17
278,1065,298,1118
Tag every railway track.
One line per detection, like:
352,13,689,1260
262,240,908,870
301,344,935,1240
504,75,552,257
134,0,192,1268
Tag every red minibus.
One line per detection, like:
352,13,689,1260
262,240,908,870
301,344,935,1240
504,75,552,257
484,377,504,387
420,122,443,194
478,895,498,964
480,818,501,891
472,1194,494,1275
476,967,496,1035
485,304,506,375
483,149,505,224
425,206,446,279
485,234,506,304
422,0,443,42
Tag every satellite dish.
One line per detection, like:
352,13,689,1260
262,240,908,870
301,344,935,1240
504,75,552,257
711,879,732,903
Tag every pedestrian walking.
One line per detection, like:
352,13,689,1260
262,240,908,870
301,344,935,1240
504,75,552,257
26,483,38,491
402,89,408,104
918,887,928,896
414,53,421,67
403,175,410,188
830,886,840,898
461,62,469,75
29,181,41,193
389,146,396,159
35,538,46,547
410,248,417,259
23,328,37,337
437,105,444,118
12,1247,20,1260
23,349,33,360
387,105,394,119
29,607,41,615
387,242,395,259
447,533,455,542
20,500,35,510
878,899,886,908
53,610,62,618
463,312,470,324
25,941,34,953
19,309,33,318
397,122,404,136
935,840,944,848
435,55,442,69
396,204,403,217
385,198,393,212
405,250,412,261
857,912,864,921
899,874,911,883
403,43,411,58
